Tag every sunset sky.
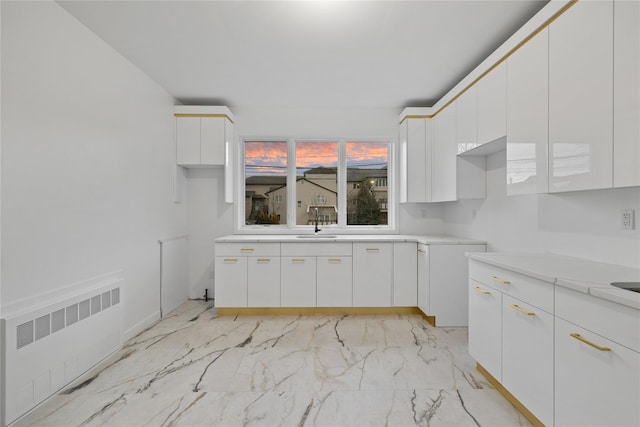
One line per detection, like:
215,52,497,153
245,141,388,176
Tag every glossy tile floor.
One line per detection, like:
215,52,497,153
16,301,531,426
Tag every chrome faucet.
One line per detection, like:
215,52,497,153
314,208,321,233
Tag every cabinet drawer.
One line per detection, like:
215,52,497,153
469,260,553,313
556,285,640,352
216,242,280,257
281,242,352,257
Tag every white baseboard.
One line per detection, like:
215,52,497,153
123,310,160,343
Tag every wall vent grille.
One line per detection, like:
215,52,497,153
51,309,65,333
66,303,79,326
34,314,50,341
79,299,90,321
14,288,120,351
112,288,120,305
16,321,34,349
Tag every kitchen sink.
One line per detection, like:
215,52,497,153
610,282,640,293
296,235,338,239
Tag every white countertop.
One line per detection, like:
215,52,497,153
468,252,640,310
215,234,486,245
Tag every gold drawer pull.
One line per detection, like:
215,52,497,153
224,258,238,262
292,258,305,263
511,304,535,316
366,248,379,252
257,258,271,262
473,286,491,295
328,258,342,263
570,333,611,352
491,275,511,285
240,248,254,253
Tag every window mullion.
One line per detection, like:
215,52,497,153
287,138,296,228
338,139,347,227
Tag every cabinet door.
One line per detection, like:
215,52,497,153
506,27,549,195
176,117,201,165
201,116,226,165
614,0,640,188
502,295,554,426
214,256,247,307
549,0,613,192
353,243,393,307
417,244,429,315
407,118,431,202
247,256,280,307
281,257,316,307
393,242,417,306
429,245,484,326
468,280,502,382
555,318,640,427
456,86,478,154
317,256,352,307
432,104,457,202
477,61,507,145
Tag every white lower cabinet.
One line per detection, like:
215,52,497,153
502,295,554,427
247,256,280,307
317,256,352,307
470,256,640,427
353,243,393,307
429,245,485,326
555,318,640,427
417,244,429,315
214,256,248,307
468,279,502,382
281,257,316,307
393,242,417,306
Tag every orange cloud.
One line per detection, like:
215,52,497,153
244,141,389,176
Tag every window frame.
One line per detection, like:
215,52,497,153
236,137,396,234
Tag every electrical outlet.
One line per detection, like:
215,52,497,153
621,209,635,230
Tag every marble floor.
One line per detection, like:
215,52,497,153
15,301,531,427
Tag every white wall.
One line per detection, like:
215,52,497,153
1,2,186,337
185,106,447,299
445,150,640,268
187,168,233,299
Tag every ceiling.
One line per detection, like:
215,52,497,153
58,0,548,109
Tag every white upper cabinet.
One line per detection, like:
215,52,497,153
432,104,457,202
175,106,234,167
455,86,478,154
549,0,614,192
477,61,507,145
613,0,640,188
401,117,432,203
506,27,549,195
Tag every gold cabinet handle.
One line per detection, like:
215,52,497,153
491,276,511,285
328,258,342,263
240,248,254,253
366,248,379,252
223,258,238,262
511,304,535,316
473,286,491,295
292,258,305,263
570,333,611,352
257,258,271,262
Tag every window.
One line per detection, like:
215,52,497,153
241,139,392,230
346,141,389,225
244,141,287,225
